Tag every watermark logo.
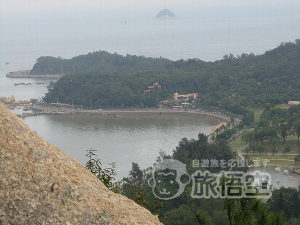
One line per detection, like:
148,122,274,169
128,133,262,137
191,170,272,199
149,159,272,200
148,159,190,200
191,158,269,168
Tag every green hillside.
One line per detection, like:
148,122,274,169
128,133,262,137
30,51,170,75
42,40,300,110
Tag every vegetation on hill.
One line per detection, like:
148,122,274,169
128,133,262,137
30,51,170,75
117,132,300,224
42,40,300,113
39,39,300,224
240,104,300,163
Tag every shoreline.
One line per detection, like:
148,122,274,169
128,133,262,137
6,74,62,79
31,106,230,132
211,121,227,133
46,107,229,119
17,104,300,169
77,109,229,120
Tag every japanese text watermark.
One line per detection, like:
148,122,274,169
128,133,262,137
148,159,272,200
191,158,269,168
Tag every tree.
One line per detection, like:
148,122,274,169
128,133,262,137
288,217,300,225
294,155,300,163
267,187,300,220
242,111,254,126
283,144,291,155
277,122,291,143
291,192,299,218
268,212,288,225
195,209,212,225
129,162,143,183
156,149,171,163
131,185,149,208
164,205,199,225
293,121,300,143
241,132,255,145
278,191,284,214
257,145,266,155
152,198,164,216
243,146,251,155
266,135,281,149
254,128,276,146
85,148,119,192
250,144,257,154
271,146,278,156
223,197,262,225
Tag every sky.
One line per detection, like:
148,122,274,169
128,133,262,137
2,0,299,15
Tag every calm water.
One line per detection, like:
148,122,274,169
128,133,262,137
20,113,218,179
1,3,300,71
1,3,300,182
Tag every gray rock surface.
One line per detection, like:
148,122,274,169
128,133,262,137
0,103,162,224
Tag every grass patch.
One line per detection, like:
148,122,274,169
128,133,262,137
275,104,290,109
246,155,299,167
268,160,297,167
247,107,264,126
229,104,299,158
228,103,300,167
237,132,300,155
258,137,300,154
247,155,296,160
247,104,289,126
229,134,247,152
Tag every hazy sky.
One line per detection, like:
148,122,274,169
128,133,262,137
2,0,299,15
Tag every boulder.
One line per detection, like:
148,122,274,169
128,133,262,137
3,96,15,104
0,103,162,224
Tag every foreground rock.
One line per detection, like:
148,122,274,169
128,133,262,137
0,95,32,106
0,102,162,224
2,95,15,104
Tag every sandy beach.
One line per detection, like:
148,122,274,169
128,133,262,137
211,121,228,133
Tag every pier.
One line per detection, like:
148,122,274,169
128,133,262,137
17,112,44,118
6,70,62,79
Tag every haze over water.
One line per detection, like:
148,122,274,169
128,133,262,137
1,1,300,71
1,0,300,180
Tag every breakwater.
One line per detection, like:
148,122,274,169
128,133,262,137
6,70,62,79
16,112,44,118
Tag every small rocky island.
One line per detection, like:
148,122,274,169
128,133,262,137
155,9,177,19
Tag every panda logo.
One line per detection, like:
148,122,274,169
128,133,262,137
148,159,190,200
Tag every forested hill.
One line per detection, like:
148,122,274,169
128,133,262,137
43,40,300,109
29,51,171,75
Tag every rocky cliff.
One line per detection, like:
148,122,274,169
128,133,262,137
0,102,162,224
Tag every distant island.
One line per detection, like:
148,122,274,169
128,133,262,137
155,9,177,19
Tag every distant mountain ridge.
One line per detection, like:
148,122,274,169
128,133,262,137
155,9,177,19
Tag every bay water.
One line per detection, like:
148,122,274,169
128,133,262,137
1,2,300,181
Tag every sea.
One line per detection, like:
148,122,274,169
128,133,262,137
1,2,300,182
